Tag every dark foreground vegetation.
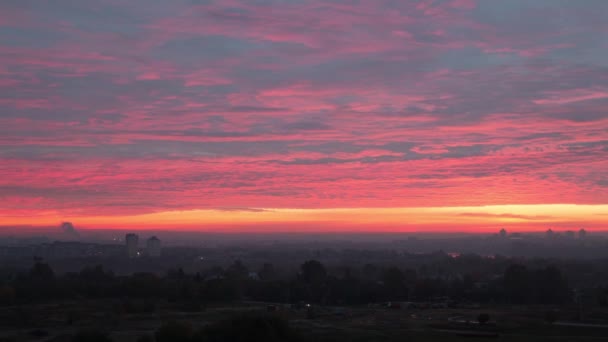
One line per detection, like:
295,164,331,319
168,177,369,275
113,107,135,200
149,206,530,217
3,253,608,341
0,258,578,306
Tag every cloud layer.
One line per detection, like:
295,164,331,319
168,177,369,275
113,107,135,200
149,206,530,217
0,0,607,229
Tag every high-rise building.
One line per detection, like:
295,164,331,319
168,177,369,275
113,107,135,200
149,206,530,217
146,236,161,257
126,233,139,258
499,228,507,238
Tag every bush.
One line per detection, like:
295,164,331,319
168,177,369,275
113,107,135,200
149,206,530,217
155,320,193,342
72,330,112,342
194,313,299,342
477,313,490,325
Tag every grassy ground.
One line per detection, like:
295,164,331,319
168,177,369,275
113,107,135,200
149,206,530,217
2,301,608,341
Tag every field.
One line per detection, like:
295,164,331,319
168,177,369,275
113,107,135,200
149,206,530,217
2,300,608,341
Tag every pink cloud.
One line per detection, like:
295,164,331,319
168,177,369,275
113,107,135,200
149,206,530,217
0,0,607,230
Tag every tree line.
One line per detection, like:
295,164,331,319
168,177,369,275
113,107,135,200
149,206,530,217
0,258,573,307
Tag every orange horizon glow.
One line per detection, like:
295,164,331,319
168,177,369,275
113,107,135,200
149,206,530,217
2,204,606,233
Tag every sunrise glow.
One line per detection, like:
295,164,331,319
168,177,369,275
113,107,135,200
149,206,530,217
1,1,607,233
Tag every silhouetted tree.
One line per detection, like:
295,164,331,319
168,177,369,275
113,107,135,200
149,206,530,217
361,263,379,282
227,260,249,280
504,264,530,303
534,266,570,304
202,278,239,302
258,263,276,281
503,264,570,304
403,268,418,285
300,260,327,285
248,280,290,303
298,260,328,303
123,273,162,298
79,265,113,282
326,268,363,305
30,260,55,281
15,259,57,300
382,267,408,300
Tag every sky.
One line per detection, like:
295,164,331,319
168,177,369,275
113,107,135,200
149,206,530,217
1,0,607,233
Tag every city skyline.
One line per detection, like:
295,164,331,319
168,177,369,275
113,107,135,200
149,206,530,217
1,1,607,232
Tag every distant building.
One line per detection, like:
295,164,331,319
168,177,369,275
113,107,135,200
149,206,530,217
546,229,554,239
499,228,507,238
579,229,587,239
60,222,80,240
126,233,139,258
146,236,161,257
565,230,575,239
